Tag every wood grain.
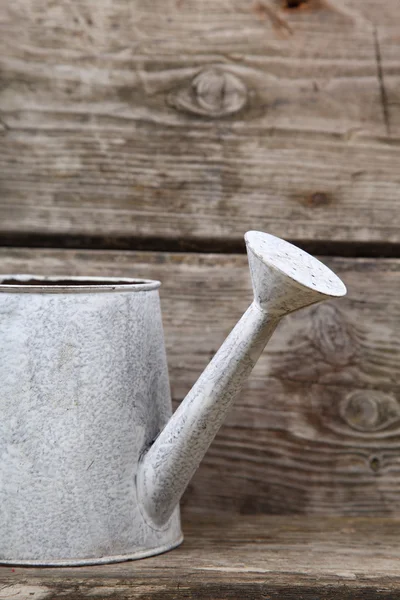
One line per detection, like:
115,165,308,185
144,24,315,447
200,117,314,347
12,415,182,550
2,514,400,598
0,0,399,246
1,247,399,517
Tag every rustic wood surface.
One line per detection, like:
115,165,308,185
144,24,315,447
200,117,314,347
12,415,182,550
2,514,400,599
1,0,399,593
1,247,399,517
1,0,400,246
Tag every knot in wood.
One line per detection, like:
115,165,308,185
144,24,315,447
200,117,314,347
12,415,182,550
169,67,248,118
309,304,359,367
192,68,247,116
340,390,400,432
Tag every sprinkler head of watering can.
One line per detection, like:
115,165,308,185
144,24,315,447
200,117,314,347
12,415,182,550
245,231,347,316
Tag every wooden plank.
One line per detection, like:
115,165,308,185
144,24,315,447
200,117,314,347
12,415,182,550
2,514,400,598
0,1,399,245
1,247,399,517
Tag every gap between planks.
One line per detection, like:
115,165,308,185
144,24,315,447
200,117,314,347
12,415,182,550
0,233,400,259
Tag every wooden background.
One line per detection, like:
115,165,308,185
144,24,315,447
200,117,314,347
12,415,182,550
1,0,399,518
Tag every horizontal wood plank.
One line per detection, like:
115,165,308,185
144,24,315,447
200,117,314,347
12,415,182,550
1,248,399,517
2,514,400,598
0,0,399,246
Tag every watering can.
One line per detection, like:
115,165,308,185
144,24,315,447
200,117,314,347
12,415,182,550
0,231,346,565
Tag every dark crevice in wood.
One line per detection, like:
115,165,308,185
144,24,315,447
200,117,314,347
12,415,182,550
285,0,307,8
374,26,391,137
0,232,400,258
293,239,400,259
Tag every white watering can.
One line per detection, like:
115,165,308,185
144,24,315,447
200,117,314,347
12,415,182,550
0,231,346,565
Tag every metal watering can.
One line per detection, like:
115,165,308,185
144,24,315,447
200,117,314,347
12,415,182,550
0,232,346,565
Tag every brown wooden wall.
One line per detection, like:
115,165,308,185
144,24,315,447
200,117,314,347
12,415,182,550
0,0,399,517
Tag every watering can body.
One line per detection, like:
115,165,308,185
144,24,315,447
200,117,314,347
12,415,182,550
0,232,346,565
0,279,182,565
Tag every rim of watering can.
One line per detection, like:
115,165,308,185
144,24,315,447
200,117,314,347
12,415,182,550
0,274,161,293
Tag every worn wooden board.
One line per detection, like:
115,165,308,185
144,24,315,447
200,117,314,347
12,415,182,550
0,0,399,246
1,247,399,517
1,514,400,599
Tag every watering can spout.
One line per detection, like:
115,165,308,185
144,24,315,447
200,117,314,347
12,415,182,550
137,232,346,528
